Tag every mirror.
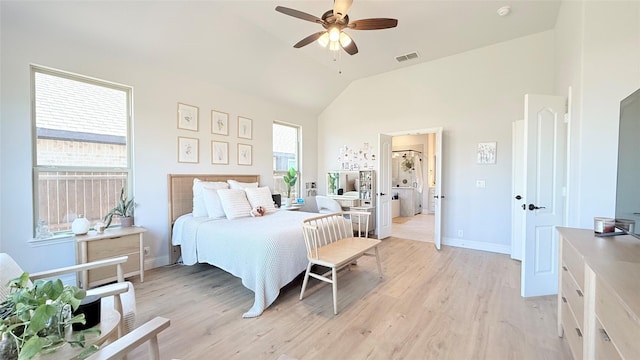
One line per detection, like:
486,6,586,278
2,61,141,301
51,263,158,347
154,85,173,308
615,88,640,238
327,171,359,196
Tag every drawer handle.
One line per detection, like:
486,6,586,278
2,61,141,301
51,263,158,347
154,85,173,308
562,265,568,271
576,289,583,297
599,328,611,342
575,328,582,338
561,296,567,303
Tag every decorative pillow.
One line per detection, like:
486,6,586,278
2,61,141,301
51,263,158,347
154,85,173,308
193,179,229,217
227,179,259,190
202,188,226,219
217,189,253,219
244,186,277,213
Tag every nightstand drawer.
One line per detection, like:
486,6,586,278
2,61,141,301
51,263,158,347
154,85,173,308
561,299,583,360
86,234,138,261
561,267,584,330
594,317,622,360
562,238,584,290
595,278,640,358
88,251,140,284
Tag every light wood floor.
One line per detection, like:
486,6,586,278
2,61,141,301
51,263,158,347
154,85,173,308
392,214,434,242
128,238,571,360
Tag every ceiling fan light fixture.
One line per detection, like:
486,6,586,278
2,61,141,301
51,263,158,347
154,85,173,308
317,32,330,47
339,32,352,47
329,41,340,51
328,27,341,42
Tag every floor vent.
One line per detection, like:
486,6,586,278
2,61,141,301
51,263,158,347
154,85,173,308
395,52,420,63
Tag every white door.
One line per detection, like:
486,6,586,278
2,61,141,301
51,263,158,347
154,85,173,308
377,133,393,239
433,128,443,250
511,120,525,261
521,94,567,297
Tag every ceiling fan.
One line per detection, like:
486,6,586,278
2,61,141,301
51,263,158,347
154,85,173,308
275,0,398,56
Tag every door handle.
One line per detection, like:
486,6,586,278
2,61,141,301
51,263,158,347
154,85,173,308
379,193,386,196
515,195,522,200
528,204,546,211
522,204,526,210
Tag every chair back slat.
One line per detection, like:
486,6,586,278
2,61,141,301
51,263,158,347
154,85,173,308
301,211,370,259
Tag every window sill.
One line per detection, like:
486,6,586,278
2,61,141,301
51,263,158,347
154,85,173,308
28,233,75,247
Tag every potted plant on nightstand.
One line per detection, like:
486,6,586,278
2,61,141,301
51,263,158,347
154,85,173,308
104,187,134,229
282,167,298,207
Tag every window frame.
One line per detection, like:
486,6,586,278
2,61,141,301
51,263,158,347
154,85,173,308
31,65,133,237
272,121,301,199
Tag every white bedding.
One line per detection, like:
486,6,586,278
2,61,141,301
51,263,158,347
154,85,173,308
172,210,316,317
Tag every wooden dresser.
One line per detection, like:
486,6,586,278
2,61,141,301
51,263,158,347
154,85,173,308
557,227,640,359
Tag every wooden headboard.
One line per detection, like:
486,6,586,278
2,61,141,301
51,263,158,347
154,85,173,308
167,174,260,264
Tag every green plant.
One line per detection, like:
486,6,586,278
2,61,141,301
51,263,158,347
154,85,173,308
0,273,99,360
103,187,134,229
282,167,298,199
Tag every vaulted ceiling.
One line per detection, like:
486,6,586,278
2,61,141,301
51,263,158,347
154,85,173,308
6,1,561,115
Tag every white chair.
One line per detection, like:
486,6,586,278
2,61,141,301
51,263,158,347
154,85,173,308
300,211,383,314
0,253,136,338
315,195,342,214
85,317,170,360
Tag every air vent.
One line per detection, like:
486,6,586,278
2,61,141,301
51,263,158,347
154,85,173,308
395,51,420,63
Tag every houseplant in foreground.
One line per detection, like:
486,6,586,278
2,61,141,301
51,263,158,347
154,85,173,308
104,187,134,229
282,167,298,207
0,273,99,360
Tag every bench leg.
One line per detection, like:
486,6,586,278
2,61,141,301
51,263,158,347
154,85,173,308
374,246,383,278
300,262,312,300
332,266,338,315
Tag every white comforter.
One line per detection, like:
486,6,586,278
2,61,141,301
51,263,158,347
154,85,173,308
172,211,316,317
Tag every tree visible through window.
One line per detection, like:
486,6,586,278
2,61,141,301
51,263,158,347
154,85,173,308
273,122,299,199
32,66,132,236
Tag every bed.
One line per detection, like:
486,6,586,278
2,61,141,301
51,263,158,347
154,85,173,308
167,174,315,318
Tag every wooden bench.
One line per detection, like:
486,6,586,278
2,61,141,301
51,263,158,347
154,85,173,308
300,211,383,314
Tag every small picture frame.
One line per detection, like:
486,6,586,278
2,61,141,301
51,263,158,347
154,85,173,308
238,116,252,139
211,110,229,136
177,103,199,132
211,140,229,165
178,136,199,163
238,143,252,166
477,141,497,164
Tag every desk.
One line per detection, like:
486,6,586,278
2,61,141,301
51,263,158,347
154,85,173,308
36,299,120,359
280,204,303,211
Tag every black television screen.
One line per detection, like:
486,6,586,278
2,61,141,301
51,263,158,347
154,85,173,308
615,88,640,238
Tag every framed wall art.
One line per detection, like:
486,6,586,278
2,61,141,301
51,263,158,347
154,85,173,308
211,110,229,136
237,143,252,166
238,116,252,139
177,103,199,131
211,140,229,165
477,141,497,164
178,136,199,163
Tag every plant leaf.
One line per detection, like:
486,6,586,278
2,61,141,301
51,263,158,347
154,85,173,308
18,336,45,360
27,303,57,334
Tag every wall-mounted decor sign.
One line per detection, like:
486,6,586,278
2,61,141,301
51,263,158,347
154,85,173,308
178,136,199,163
238,143,252,166
211,110,229,135
177,103,199,131
211,140,229,165
477,142,497,164
238,116,252,140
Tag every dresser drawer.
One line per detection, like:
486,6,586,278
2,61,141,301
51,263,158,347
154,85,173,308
561,268,585,330
562,238,584,290
561,299,583,360
594,317,622,360
595,278,640,358
88,251,140,285
86,234,139,261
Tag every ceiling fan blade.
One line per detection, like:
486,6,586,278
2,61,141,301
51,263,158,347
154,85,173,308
341,37,358,55
293,31,326,48
275,6,325,25
333,0,353,20
348,18,398,30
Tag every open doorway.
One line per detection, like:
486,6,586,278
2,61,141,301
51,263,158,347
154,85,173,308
390,132,437,243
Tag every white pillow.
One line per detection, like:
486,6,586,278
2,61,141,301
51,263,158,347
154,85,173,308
202,188,226,219
217,189,252,219
244,187,277,213
193,179,229,217
227,179,259,190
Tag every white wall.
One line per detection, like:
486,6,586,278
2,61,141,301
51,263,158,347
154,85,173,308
319,31,556,252
556,0,640,228
0,5,317,272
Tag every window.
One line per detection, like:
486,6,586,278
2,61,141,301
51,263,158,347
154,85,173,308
32,66,132,236
272,122,300,198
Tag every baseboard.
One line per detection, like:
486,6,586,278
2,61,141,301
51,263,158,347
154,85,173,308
442,237,511,255
144,255,170,270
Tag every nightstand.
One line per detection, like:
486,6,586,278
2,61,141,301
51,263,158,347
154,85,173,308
75,226,146,289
